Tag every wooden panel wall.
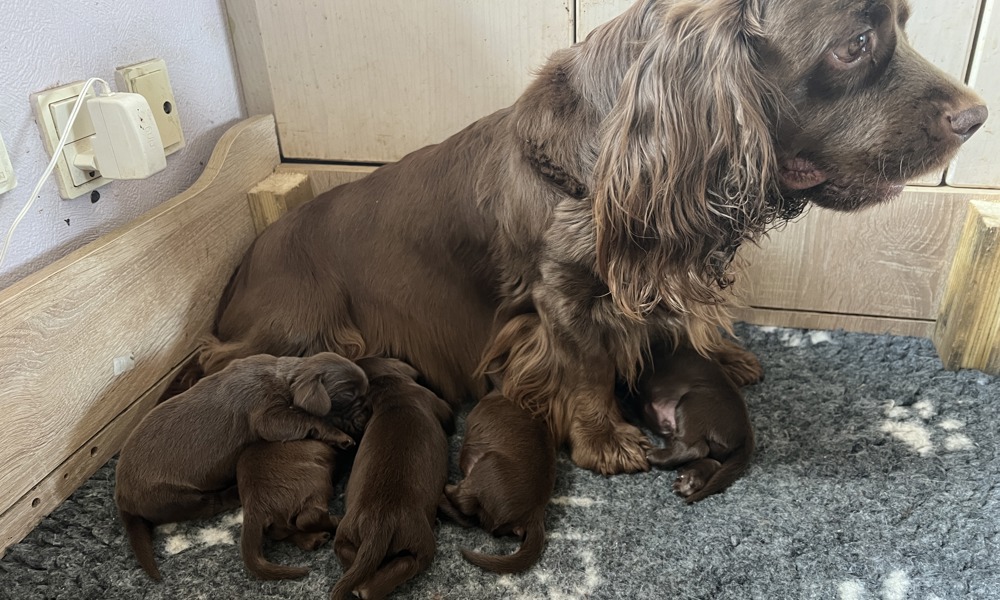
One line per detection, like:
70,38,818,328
0,116,278,556
240,0,574,163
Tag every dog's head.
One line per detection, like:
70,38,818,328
762,0,986,210
290,352,370,428
591,0,986,320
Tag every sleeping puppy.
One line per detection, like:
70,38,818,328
331,357,453,600
438,391,555,574
637,345,754,504
115,352,368,580
237,440,344,580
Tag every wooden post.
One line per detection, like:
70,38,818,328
934,200,1000,375
246,171,315,234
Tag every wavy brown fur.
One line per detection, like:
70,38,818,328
208,0,984,476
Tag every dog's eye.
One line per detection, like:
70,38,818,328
832,30,876,65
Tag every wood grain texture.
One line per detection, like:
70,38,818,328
732,307,935,338
734,187,1000,321
275,163,376,196
0,115,278,538
933,200,1000,373
948,0,1000,188
0,358,189,557
224,0,275,116
247,171,313,234
248,0,574,162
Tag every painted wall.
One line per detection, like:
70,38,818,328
0,0,246,289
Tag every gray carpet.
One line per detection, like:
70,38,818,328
2,324,998,600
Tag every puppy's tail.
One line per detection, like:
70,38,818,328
684,430,755,504
330,525,393,600
120,510,162,581
461,513,546,574
241,514,309,580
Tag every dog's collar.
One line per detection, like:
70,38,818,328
523,140,589,200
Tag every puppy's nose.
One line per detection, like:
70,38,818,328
947,104,988,142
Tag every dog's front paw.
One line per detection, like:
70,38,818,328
570,422,650,475
715,343,764,387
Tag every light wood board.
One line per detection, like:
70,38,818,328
934,200,1000,373
0,115,279,555
244,0,574,163
735,187,1000,322
948,0,1000,188
224,0,276,117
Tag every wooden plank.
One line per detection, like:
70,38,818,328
253,0,574,162
732,307,935,339
734,187,1000,321
933,200,1000,373
0,115,278,525
0,358,189,557
275,163,376,197
224,0,275,117
948,0,1000,188
247,171,313,233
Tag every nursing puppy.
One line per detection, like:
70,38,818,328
116,352,368,580
439,391,555,574
637,346,754,504
237,440,343,580
331,358,453,600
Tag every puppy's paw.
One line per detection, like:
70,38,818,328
715,344,764,387
673,468,706,499
570,422,650,475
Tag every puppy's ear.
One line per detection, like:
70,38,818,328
592,0,781,321
290,365,332,417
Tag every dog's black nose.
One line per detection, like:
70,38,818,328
948,104,988,141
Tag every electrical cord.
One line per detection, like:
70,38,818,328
0,77,113,270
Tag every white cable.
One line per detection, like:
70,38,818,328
0,77,113,270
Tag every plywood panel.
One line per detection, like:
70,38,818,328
276,163,377,197
251,0,573,162
948,0,1000,188
735,187,1000,321
224,0,275,117
0,116,278,527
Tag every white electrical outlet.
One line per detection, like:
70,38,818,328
31,81,110,200
116,59,184,155
0,130,15,194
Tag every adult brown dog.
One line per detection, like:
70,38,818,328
237,440,343,580
330,358,453,600
204,0,986,476
116,352,367,580
637,346,754,503
439,390,556,574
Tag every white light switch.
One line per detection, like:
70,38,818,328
0,131,15,194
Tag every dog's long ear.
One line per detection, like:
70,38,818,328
592,0,780,321
290,363,332,417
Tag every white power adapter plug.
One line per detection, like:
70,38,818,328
73,92,166,179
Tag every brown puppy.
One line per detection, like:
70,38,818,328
237,440,343,580
331,358,453,600
637,346,754,504
439,391,556,574
116,352,368,580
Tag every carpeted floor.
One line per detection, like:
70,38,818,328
2,324,998,600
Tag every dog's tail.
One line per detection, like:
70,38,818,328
684,431,755,504
241,513,309,580
120,510,162,581
461,513,546,574
330,525,393,600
